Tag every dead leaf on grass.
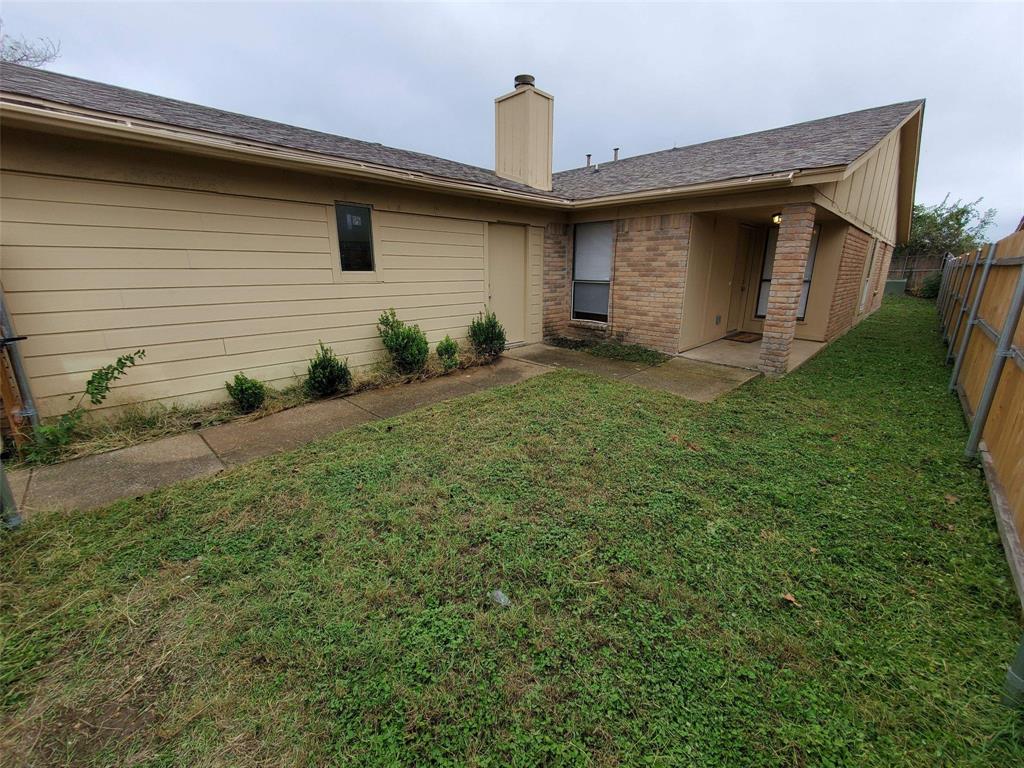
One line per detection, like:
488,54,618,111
781,593,802,608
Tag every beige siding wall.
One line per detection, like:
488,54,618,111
816,129,901,245
526,225,544,341
0,129,549,416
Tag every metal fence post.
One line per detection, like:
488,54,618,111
966,262,1024,457
947,248,983,362
942,256,963,340
938,257,953,330
942,254,965,336
950,244,996,392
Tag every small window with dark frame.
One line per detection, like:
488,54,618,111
755,224,820,321
335,203,374,272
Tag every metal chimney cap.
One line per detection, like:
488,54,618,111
514,74,535,88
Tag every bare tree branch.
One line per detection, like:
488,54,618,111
0,19,61,67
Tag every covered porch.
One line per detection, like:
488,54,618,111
678,201,849,375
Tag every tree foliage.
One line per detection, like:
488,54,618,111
0,20,60,67
896,196,996,258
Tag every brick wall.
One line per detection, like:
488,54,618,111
759,204,816,375
542,223,571,338
609,213,691,353
541,214,691,354
825,226,872,341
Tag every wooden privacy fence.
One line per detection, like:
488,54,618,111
937,229,1024,604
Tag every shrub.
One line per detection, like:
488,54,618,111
436,335,459,372
377,309,429,374
306,341,351,397
468,310,506,358
225,372,266,413
26,349,146,463
918,271,942,299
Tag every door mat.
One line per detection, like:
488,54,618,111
725,331,763,343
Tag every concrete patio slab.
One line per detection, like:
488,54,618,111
23,433,223,513
681,337,824,372
505,344,649,378
348,357,546,418
202,397,374,465
625,358,759,402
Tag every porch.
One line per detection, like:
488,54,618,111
680,336,825,372
678,201,852,375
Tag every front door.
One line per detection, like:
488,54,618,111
727,226,755,332
487,223,527,345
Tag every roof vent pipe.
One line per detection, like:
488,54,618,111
514,74,535,88
613,147,620,161
586,153,591,167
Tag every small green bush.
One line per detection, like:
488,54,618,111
468,311,506,358
26,349,146,463
436,335,459,372
918,271,942,299
377,309,429,374
306,341,351,397
225,372,266,413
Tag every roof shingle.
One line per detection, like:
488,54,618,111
0,63,922,203
552,100,923,199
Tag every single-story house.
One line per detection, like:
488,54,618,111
0,65,923,416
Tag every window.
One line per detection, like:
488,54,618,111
335,203,374,271
755,224,820,321
572,221,614,322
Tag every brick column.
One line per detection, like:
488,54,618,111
543,223,572,338
758,204,816,375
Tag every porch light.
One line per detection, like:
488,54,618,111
771,212,783,225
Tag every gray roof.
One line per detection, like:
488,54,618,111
0,63,921,203
552,100,923,199
0,63,550,197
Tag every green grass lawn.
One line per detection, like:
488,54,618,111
2,298,1022,766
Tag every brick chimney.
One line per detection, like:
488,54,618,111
494,74,553,191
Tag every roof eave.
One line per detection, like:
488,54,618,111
0,96,568,208
0,94,861,213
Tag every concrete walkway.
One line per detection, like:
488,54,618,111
504,344,758,400
7,346,755,514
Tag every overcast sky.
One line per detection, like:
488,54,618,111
5,1,1023,237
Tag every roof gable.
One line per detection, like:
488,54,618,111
551,100,923,199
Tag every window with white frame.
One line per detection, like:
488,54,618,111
755,224,820,321
572,221,614,322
